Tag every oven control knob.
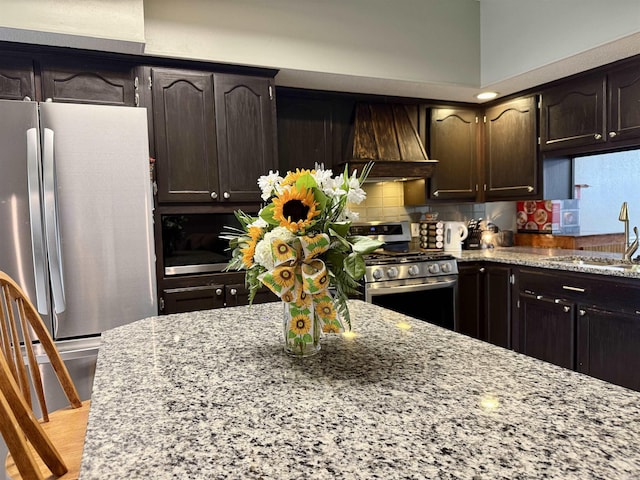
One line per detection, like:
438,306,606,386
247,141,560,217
441,262,452,273
386,267,399,279
372,269,384,280
408,265,420,276
428,263,440,274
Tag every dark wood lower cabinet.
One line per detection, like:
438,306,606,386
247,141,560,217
162,282,278,314
163,284,225,313
519,292,575,370
457,262,511,348
577,306,640,391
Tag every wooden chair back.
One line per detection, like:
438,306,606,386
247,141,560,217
0,270,89,479
0,271,82,420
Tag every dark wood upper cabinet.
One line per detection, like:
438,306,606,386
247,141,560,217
540,74,607,151
40,58,136,106
608,64,640,144
151,69,276,204
483,96,538,199
429,107,479,201
277,95,334,172
214,74,277,202
0,55,35,101
152,68,218,203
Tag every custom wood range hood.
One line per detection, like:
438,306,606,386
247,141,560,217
338,103,438,181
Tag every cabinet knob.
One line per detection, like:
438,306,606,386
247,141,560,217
210,191,218,199
479,267,485,273
536,295,543,300
563,306,571,313
230,288,237,296
527,186,534,193
215,288,223,296
594,133,602,140
579,309,586,316
609,131,617,138
433,191,439,198
223,192,231,199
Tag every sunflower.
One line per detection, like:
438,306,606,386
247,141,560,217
240,240,256,268
290,314,311,335
272,239,296,263
297,289,313,307
272,186,320,233
281,168,315,187
322,322,341,334
272,266,296,288
315,299,336,321
240,225,264,267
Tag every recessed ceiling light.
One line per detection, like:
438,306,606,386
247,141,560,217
476,91,499,100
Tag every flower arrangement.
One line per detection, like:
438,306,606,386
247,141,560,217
225,163,383,354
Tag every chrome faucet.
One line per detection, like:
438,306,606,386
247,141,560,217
619,202,639,262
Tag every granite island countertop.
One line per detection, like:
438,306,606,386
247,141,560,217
80,300,640,479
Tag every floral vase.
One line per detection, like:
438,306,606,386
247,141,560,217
282,303,321,357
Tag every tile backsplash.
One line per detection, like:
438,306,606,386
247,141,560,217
351,181,517,232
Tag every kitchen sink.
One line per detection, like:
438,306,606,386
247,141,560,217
547,255,640,272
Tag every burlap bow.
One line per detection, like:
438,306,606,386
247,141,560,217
258,234,344,336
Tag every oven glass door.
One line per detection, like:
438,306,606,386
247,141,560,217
366,278,457,330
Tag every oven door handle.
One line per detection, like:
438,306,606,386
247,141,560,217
368,278,457,296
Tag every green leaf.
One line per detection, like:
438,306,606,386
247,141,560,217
328,221,350,238
343,252,366,279
260,204,279,225
295,173,317,190
288,330,296,339
313,188,328,213
328,228,351,249
302,333,312,343
349,235,384,254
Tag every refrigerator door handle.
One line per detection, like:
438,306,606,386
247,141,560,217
26,127,49,314
42,127,66,319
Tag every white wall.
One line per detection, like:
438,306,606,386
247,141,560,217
143,0,481,87
480,0,640,86
0,0,145,53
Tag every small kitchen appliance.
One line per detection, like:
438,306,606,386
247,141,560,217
443,221,469,253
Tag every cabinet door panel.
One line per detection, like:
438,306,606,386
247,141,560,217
40,60,135,106
484,97,537,199
215,74,276,202
277,96,333,172
520,293,575,369
0,55,35,100
152,69,218,203
457,263,483,338
485,265,511,348
540,75,606,151
429,108,478,201
577,307,640,391
608,65,640,143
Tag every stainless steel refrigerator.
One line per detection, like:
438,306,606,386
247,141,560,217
0,100,157,412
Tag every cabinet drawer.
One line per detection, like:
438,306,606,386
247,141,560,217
164,284,225,314
519,267,640,313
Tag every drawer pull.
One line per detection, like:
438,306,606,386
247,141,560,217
579,309,586,316
562,285,585,293
563,306,571,313
536,295,543,300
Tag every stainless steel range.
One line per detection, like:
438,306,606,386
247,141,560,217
351,221,459,330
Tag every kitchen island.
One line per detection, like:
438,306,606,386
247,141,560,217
80,300,640,479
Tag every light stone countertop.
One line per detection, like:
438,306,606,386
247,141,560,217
454,246,640,279
80,300,640,479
